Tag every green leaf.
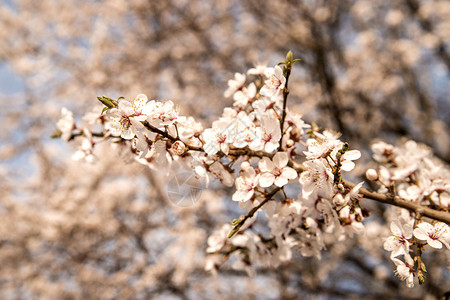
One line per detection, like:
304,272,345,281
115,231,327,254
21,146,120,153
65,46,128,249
228,226,241,238
97,96,117,108
101,107,109,114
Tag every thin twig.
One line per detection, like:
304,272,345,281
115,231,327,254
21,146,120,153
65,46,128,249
279,68,291,151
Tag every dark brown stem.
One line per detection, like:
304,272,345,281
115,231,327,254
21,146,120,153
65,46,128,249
279,68,291,151
228,187,281,238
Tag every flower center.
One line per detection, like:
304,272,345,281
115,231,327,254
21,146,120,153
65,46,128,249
216,132,227,144
273,167,282,177
120,116,131,130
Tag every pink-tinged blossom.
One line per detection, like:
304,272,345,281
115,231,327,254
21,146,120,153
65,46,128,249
233,83,257,107
392,255,415,288
252,98,279,117
133,131,151,158
232,167,260,202
303,131,341,160
202,119,233,155
177,116,203,148
371,141,395,163
299,159,334,199
106,94,148,139
398,184,426,202
384,220,413,257
258,152,297,188
413,222,450,249
210,161,234,187
260,66,286,99
224,72,246,98
232,112,262,150
143,99,179,126
260,116,281,153
247,63,269,76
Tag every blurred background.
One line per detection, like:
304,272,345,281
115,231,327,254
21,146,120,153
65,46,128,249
0,0,449,299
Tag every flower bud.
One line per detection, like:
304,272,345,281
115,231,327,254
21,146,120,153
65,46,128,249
171,141,186,155
286,139,294,147
366,169,378,181
333,193,346,206
240,161,251,171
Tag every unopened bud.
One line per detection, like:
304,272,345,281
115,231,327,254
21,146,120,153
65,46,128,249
333,194,346,206
366,169,378,181
286,50,293,63
418,270,425,285
241,161,251,170
171,141,186,155
286,139,294,147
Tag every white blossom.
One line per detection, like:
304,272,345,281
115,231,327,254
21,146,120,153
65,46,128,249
413,222,450,249
384,220,413,257
299,159,334,199
106,95,148,139
258,152,297,188
260,66,285,99
233,83,256,107
224,72,246,98
232,166,260,202
392,255,415,288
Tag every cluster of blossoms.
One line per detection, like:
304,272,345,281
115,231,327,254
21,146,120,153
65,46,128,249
368,140,450,209
366,141,450,287
57,53,449,287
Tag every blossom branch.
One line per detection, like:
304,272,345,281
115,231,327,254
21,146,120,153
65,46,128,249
343,180,450,224
228,147,450,223
228,187,281,238
278,51,300,151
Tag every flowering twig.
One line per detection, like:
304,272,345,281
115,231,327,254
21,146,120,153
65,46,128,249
228,187,281,238
343,180,450,224
279,51,300,151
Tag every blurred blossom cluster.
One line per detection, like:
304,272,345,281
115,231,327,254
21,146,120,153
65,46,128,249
0,0,449,299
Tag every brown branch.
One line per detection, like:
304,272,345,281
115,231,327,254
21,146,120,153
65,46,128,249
228,148,450,223
343,179,450,224
75,121,450,224
279,67,291,151
228,187,281,238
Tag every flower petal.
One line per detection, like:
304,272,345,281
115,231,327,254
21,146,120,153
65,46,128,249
273,152,288,167
118,100,134,116
390,220,402,236
413,227,429,241
341,160,355,171
344,150,361,160
282,167,297,180
259,157,274,172
259,173,275,187
274,176,288,187
427,239,442,249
